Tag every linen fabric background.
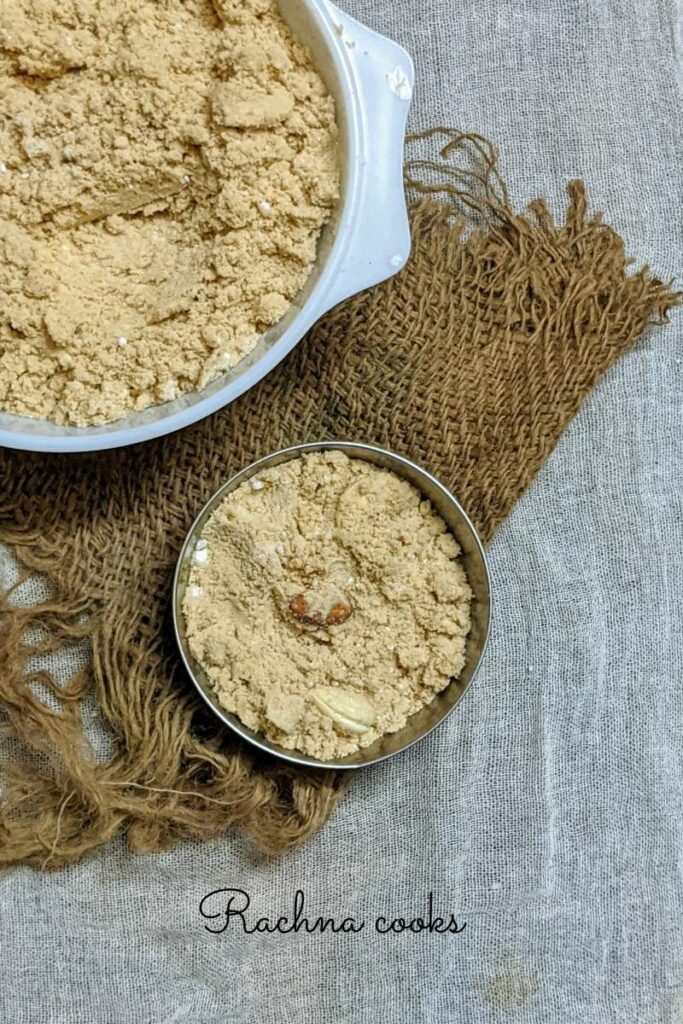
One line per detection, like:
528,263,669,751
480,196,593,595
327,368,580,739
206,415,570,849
1,0,682,1021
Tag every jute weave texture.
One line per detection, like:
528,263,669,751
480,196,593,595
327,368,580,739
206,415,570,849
0,136,678,868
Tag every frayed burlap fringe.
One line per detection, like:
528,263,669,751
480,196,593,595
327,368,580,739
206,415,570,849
0,132,679,869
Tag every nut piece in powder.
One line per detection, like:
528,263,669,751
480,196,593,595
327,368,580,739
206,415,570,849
182,451,473,761
0,0,339,426
289,587,353,628
310,687,377,736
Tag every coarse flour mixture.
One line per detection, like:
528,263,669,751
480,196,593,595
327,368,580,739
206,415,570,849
183,451,473,760
0,0,339,425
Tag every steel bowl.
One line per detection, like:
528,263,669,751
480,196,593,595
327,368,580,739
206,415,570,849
173,441,492,770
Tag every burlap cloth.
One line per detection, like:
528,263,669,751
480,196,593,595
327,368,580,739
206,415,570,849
0,133,678,869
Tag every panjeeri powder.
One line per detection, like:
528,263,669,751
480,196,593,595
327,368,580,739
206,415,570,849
0,0,339,425
182,451,473,761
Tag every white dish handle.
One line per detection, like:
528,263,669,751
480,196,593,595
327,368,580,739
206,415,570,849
320,3,414,313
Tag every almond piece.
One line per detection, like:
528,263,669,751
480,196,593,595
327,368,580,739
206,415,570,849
289,592,322,625
310,686,376,735
289,589,352,628
326,601,352,626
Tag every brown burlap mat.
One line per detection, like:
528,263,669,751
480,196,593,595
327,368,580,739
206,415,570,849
0,133,679,869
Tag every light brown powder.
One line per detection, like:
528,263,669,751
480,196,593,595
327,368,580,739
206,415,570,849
0,0,339,425
182,451,473,761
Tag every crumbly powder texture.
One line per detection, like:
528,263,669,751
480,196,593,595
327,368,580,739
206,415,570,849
0,0,339,426
182,452,473,761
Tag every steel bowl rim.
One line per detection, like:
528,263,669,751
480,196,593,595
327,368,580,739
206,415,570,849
172,440,492,770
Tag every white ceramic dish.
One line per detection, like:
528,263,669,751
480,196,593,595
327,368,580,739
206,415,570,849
0,1,413,453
